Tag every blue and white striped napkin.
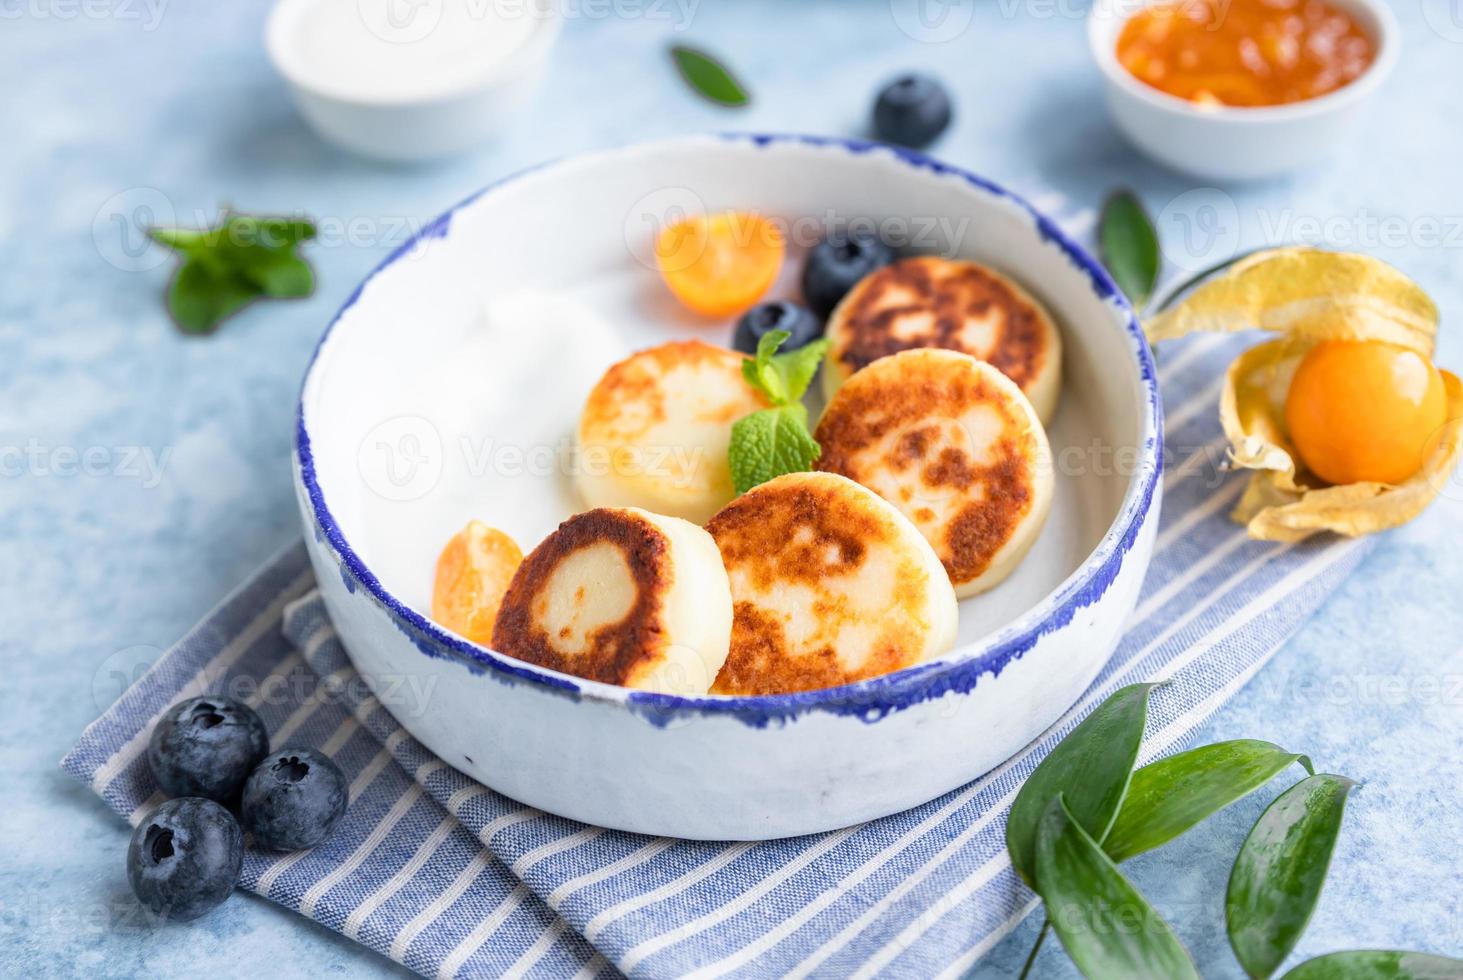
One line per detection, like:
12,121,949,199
63,329,1370,978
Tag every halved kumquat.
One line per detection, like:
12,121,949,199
655,211,784,317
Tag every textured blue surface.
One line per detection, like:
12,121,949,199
3,2,1461,978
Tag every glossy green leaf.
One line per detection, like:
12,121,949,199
1035,795,1200,980
1227,773,1356,979
1104,740,1312,863
1006,683,1157,886
1280,950,1463,980
670,45,749,107
1100,190,1160,310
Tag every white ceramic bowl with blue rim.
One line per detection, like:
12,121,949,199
294,134,1163,840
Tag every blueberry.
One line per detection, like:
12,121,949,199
127,798,242,922
872,74,953,149
801,230,896,318
147,696,269,803
733,301,823,355
241,748,348,851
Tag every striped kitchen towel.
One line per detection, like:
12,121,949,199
63,328,1372,978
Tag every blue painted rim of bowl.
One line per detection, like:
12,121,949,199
295,132,1164,727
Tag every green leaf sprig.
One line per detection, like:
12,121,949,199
727,330,829,494
1099,190,1160,310
149,212,317,334
669,45,750,108
1006,684,1463,980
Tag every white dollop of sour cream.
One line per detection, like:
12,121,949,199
290,0,546,101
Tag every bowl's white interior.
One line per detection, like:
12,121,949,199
303,138,1144,658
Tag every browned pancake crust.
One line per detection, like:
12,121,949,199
579,339,764,444
831,257,1049,390
705,479,924,695
814,357,1035,586
491,509,669,685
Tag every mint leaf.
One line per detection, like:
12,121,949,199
773,338,829,403
149,212,316,334
670,45,750,108
729,405,821,494
1100,190,1160,310
167,260,259,334
239,249,315,298
740,330,830,407
743,329,792,403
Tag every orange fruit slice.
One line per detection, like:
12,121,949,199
655,211,784,318
431,521,523,646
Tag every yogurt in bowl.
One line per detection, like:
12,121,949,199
266,0,560,162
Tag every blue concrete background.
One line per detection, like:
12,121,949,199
2,1,1459,976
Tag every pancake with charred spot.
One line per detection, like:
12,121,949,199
577,340,772,524
491,507,732,695
816,349,1054,598
705,472,958,696
822,256,1062,424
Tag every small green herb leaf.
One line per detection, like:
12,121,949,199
1006,683,1157,886
239,248,315,298
1100,190,1161,310
670,45,750,107
1104,740,1312,864
167,261,260,334
151,212,317,334
740,330,831,408
1280,950,1463,980
729,404,821,494
1227,773,1357,980
1035,795,1200,980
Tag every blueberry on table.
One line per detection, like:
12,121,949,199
733,301,823,355
873,74,953,149
127,798,243,922
147,696,269,803
801,230,896,318
241,748,348,852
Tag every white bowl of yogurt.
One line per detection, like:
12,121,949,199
266,0,561,162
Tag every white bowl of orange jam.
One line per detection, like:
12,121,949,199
1089,0,1398,180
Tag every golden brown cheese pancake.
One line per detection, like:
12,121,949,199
822,256,1063,424
576,340,771,524
431,521,523,646
705,472,958,695
491,507,732,695
815,349,1054,598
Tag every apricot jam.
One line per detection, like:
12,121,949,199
1116,0,1375,108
